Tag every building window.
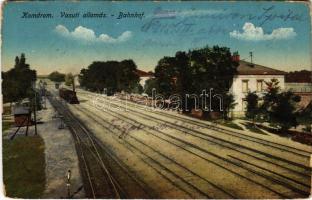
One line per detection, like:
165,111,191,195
242,99,247,111
242,80,249,93
257,80,263,92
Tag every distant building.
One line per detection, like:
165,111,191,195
285,70,312,93
285,70,312,108
230,58,286,117
136,69,154,88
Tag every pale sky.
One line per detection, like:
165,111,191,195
2,1,311,75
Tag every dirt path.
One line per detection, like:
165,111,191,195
37,100,85,198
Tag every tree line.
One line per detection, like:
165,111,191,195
47,71,75,88
78,59,142,95
5,51,309,132
2,53,41,109
77,45,239,118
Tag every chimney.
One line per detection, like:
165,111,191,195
232,52,240,62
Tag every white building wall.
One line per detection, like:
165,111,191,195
139,76,153,88
230,75,285,117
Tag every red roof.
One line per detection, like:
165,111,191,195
136,69,154,77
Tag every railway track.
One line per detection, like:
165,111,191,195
77,90,312,157
77,93,311,172
72,101,311,198
83,91,311,158
72,104,233,198
47,94,152,198
93,95,312,178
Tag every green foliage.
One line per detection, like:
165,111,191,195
260,79,301,131
297,101,312,132
154,56,178,98
245,92,259,122
154,45,239,116
2,121,13,132
270,91,301,131
79,59,140,94
2,54,37,103
144,78,158,96
223,93,237,119
189,46,238,94
131,84,143,94
3,135,45,198
65,73,74,86
261,78,281,110
48,71,65,82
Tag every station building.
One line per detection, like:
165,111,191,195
230,59,286,117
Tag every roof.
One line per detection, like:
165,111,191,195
237,60,287,75
136,69,154,77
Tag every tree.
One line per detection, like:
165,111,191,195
119,59,140,93
260,79,301,131
154,45,239,116
2,53,37,103
223,93,237,120
65,73,74,86
262,78,280,109
270,91,301,131
131,84,143,94
144,78,158,96
189,45,239,115
175,51,194,113
48,71,65,82
154,56,178,98
79,59,140,94
297,101,312,132
245,92,259,124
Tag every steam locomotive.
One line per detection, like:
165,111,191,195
59,88,79,104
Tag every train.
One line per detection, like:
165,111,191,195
59,88,80,104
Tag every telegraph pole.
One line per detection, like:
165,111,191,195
67,170,71,198
43,82,47,109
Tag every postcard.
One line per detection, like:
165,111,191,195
1,0,312,199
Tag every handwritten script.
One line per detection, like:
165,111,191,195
141,6,305,35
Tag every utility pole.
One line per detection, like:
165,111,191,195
249,51,253,65
44,91,47,109
43,83,47,109
67,170,71,198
